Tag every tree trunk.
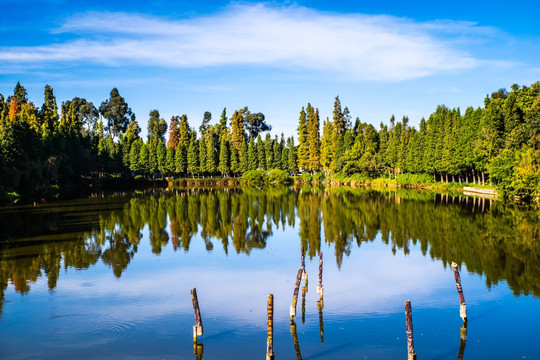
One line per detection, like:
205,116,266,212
445,173,448,184
481,172,485,186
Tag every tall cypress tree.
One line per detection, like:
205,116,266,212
307,105,320,173
231,110,245,152
257,134,266,170
218,133,230,175
247,138,257,170
239,140,248,173
297,107,308,171
40,85,59,133
187,137,199,177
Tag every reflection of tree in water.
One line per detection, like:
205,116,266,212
1,187,540,299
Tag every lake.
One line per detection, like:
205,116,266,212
0,187,539,359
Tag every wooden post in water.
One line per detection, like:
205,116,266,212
316,252,323,296
290,268,303,323
451,262,467,322
405,300,416,360
190,288,203,341
267,294,275,360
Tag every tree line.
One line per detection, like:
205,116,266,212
1,81,539,199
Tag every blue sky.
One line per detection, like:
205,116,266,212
2,0,540,139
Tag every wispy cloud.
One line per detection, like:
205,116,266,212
0,4,492,81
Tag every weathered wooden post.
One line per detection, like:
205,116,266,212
316,252,323,296
405,300,416,360
190,288,203,341
451,262,467,322
290,268,303,323
267,294,274,360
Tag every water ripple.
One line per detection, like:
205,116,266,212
35,313,135,350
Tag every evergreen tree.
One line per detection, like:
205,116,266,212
156,140,167,176
187,137,199,177
307,105,320,173
218,133,230,175
165,146,175,176
297,107,308,171
273,135,281,169
167,116,180,149
129,139,143,174
199,134,207,174
264,133,273,169
239,140,249,172
13,82,28,105
219,108,228,129
287,137,297,173
178,114,190,149
320,118,334,173
175,144,187,174
138,142,150,176
40,85,59,133
247,138,257,170
231,109,245,151
205,129,217,174
257,134,266,170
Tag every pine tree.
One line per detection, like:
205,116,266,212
129,139,142,173
178,114,190,149
199,134,207,174
307,105,320,173
239,140,249,172
175,144,187,174
320,118,334,173
40,85,59,133
257,134,266,170
218,133,230,175
138,142,150,176
187,137,199,177
206,129,217,174
247,138,257,170
167,116,180,149
287,137,297,173
297,107,308,171
264,133,273,169
273,135,281,169
13,82,28,105
231,110,245,151
156,140,167,176
166,147,175,176
230,147,239,174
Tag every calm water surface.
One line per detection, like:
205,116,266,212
0,187,539,359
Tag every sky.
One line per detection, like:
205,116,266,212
2,0,540,139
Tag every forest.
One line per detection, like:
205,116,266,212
1,81,539,202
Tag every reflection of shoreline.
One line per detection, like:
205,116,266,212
1,187,539,301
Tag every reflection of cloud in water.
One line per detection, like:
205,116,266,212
28,241,496,327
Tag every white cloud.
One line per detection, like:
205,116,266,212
0,4,488,81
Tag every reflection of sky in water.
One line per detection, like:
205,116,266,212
1,212,539,359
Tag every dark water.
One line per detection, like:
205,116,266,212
0,187,539,359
